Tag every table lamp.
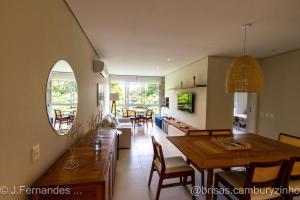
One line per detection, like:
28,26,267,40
110,93,119,117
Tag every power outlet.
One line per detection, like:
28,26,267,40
32,144,40,163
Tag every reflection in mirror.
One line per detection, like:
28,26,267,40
46,60,78,135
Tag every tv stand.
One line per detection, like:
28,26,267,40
164,118,200,135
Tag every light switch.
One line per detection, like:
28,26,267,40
265,113,269,118
32,144,40,163
270,113,275,119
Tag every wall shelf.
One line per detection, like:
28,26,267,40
168,84,207,90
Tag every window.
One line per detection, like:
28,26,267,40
50,80,78,111
110,82,160,116
128,84,143,105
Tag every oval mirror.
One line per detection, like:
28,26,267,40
46,60,78,135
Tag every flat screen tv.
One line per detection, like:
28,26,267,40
177,92,194,113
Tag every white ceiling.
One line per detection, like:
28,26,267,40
65,0,300,76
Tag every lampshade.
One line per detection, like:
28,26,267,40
109,93,119,101
226,55,263,93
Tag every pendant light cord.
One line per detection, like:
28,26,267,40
243,25,247,56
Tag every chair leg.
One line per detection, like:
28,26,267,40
148,162,154,186
155,177,163,200
200,170,205,187
213,174,219,200
191,172,195,200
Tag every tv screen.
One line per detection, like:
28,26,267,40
177,92,194,113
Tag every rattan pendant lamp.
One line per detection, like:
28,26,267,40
226,23,264,93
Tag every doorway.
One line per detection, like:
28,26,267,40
233,93,248,133
233,93,258,134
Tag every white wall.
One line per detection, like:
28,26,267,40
165,57,208,129
257,50,300,139
164,56,235,130
0,0,108,199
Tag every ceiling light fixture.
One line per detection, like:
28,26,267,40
167,58,172,61
226,23,264,93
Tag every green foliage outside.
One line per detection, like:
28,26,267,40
111,82,160,115
51,80,78,105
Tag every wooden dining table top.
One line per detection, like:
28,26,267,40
167,134,300,169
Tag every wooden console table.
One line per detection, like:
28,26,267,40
164,118,200,134
32,129,117,200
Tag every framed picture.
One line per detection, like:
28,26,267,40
97,83,104,107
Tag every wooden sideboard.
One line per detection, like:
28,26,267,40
32,129,117,200
164,118,200,135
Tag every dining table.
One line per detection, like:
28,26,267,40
167,133,300,200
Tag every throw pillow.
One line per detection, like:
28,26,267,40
112,117,119,125
102,118,112,128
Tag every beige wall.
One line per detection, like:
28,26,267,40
257,50,300,139
206,57,234,129
0,0,108,199
164,56,235,130
165,57,208,129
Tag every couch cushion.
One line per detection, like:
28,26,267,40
154,156,194,174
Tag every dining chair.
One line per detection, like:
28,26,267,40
148,136,195,200
69,110,77,123
187,130,210,136
285,157,300,199
129,111,141,128
213,159,287,200
210,129,232,136
54,109,71,129
141,110,153,128
278,133,300,148
122,108,129,118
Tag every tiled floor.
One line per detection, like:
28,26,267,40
113,125,205,200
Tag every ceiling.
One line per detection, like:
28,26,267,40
65,0,300,76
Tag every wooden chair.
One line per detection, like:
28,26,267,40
210,129,232,136
285,157,300,199
187,130,210,136
214,160,287,200
129,111,142,128
141,110,154,128
69,110,77,123
53,109,71,129
278,133,300,148
185,129,212,186
122,108,129,118
148,136,195,200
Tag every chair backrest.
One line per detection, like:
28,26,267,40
286,157,300,183
278,133,300,148
151,136,165,173
127,110,136,117
72,110,77,117
187,130,210,136
210,129,232,136
146,110,153,117
54,109,62,119
245,160,287,188
122,108,128,117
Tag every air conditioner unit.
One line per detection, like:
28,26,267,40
93,60,108,78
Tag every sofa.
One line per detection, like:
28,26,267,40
100,114,132,148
